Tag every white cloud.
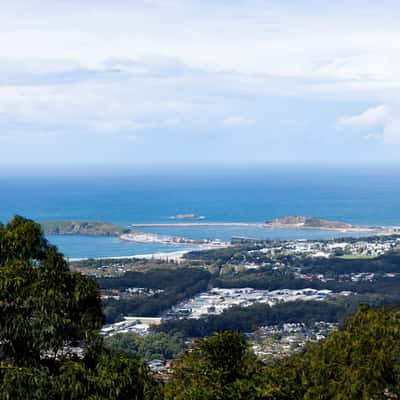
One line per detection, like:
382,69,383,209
337,105,388,128
337,104,400,144
0,1,399,91
1,1,400,163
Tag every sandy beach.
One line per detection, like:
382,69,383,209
67,244,228,263
67,249,190,262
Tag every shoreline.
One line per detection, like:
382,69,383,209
67,249,193,262
119,232,229,247
132,222,393,234
61,223,400,262
67,243,229,263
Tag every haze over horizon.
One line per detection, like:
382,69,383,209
1,0,400,166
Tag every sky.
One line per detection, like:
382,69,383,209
1,0,400,166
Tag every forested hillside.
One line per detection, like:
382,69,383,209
1,216,400,399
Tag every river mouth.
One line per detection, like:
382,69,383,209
47,234,194,259
48,225,373,259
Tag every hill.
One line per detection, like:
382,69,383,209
40,220,127,236
265,215,354,230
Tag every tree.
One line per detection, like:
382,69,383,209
0,216,158,399
105,332,186,361
164,331,279,400
0,215,103,364
265,305,400,399
164,306,400,399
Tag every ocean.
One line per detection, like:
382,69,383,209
1,165,399,258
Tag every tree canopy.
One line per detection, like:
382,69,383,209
164,331,279,400
265,305,400,399
165,306,400,399
0,215,102,363
0,216,157,399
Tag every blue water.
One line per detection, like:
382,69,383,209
46,235,194,260
1,165,399,258
139,226,369,242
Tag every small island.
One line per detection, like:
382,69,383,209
265,216,353,230
264,216,387,233
169,213,205,220
41,220,128,236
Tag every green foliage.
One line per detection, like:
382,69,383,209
155,298,360,339
0,216,103,363
0,215,48,263
40,220,127,236
0,352,158,400
98,268,211,291
299,251,400,275
0,363,51,400
100,268,211,323
105,332,186,361
184,245,255,265
164,306,400,399
265,305,400,399
52,351,158,400
0,216,158,399
165,331,277,400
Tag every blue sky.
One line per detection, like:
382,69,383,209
0,0,400,165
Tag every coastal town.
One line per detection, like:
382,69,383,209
62,218,400,376
164,287,349,320
249,321,337,361
100,287,348,336
72,232,400,277
247,236,398,259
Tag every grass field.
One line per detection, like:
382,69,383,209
336,254,378,260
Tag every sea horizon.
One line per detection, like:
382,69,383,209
1,165,400,258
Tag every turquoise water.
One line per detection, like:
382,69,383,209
1,165,399,258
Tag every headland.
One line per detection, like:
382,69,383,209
41,220,127,236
